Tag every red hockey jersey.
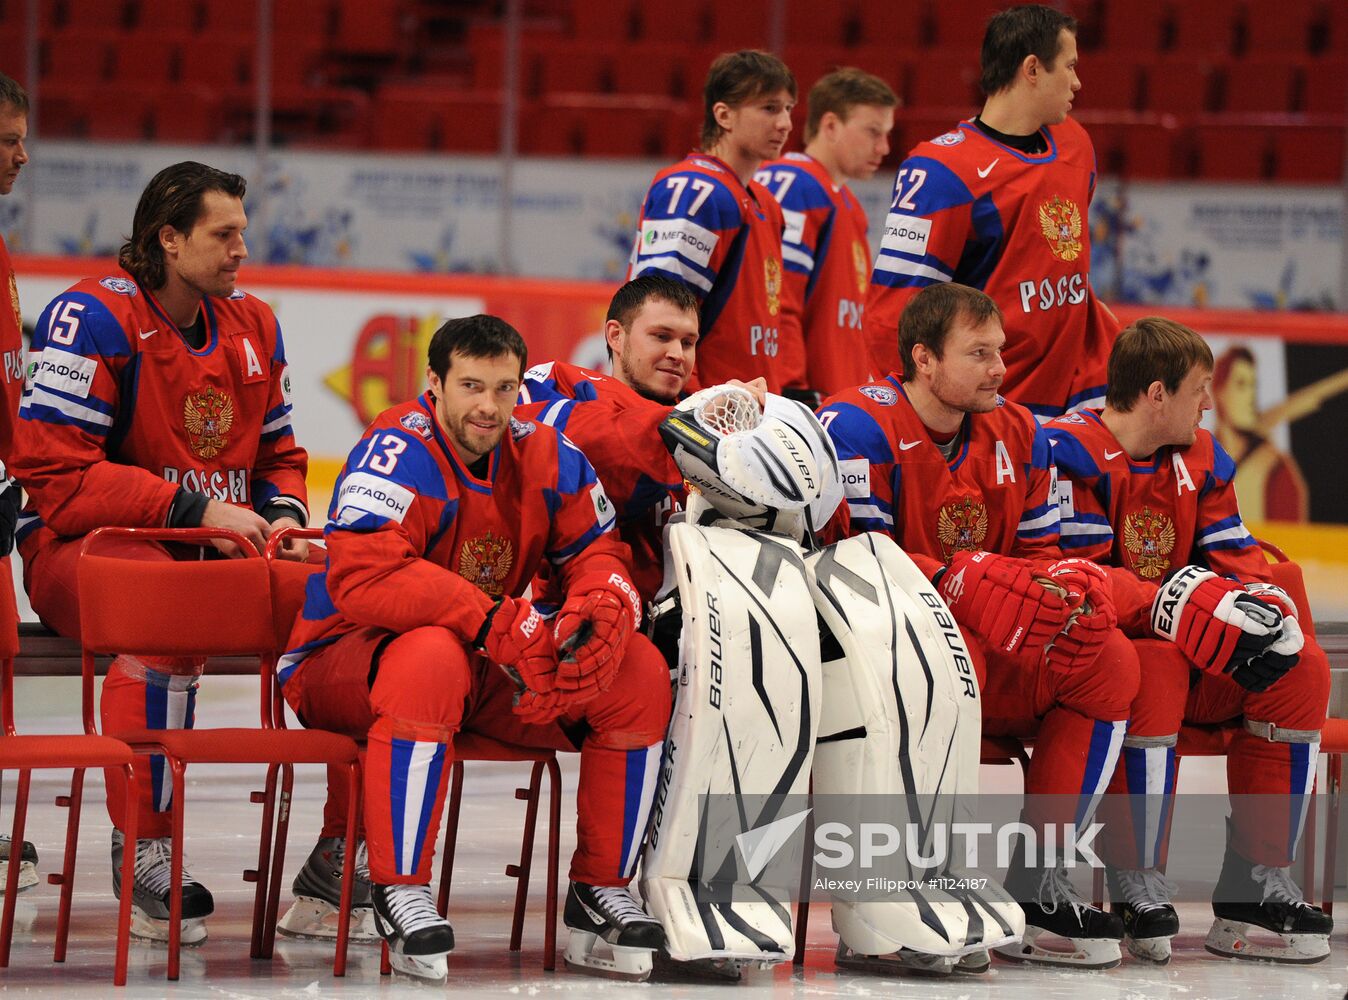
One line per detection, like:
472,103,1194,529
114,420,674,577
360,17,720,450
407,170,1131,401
12,271,306,552
864,118,1118,421
819,375,1062,579
519,361,683,604
629,154,802,393
0,235,24,465
1045,408,1269,633
279,393,630,686
757,153,875,396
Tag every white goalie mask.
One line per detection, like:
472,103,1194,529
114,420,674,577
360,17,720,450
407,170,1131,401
659,385,842,532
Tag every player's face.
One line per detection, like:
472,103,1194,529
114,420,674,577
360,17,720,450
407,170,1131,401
926,315,1006,414
1037,29,1081,124
168,191,249,298
829,104,895,181
428,350,522,464
0,105,29,196
1216,358,1258,431
721,88,795,164
609,298,699,404
1160,364,1214,447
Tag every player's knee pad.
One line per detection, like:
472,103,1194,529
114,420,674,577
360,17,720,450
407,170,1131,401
368,626,473,728
1123,639,1189,738
1049,628,1140,722
578,634,672,750
1243,636,1330,733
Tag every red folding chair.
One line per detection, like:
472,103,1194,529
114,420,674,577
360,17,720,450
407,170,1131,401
77,526,361,981
0,596,139,983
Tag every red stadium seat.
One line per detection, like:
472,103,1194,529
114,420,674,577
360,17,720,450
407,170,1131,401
635,0,706,45
40,28,116,84
150,87,223,143
570,0,634,41
706,0,771,49
1221,55,1299,114
1272,125,1345,182
535,40,612,95
1196,123,1274,181
927,0,1002,50
903,48,980,112
1088,120,1181,180
1141,55,1221,114
59,0,130,29
1078,54,1141,112
784,0,849,48
332,0,401,56
610,43,689,98
1244,0,1319,55
133,0,201,33
1300,57,1347,114
176,37,252,89
1103,0,1166,53
854,0,925,50
1168,0,1240,56
198,0,262,33
109,29,182,86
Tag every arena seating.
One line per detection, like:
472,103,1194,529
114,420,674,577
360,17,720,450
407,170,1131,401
5,0,1342,181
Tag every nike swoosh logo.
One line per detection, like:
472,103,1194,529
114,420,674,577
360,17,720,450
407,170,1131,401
977,159,999,178
899,439,922,451
138,329,158,340
1104,449,1122,460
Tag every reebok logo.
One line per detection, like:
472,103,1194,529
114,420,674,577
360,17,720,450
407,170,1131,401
735,808,812,880
977,158,999,178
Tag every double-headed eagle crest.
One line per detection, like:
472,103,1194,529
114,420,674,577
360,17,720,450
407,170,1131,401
1038,195,1083,262
764,257,782,316
1122,506,1176,579
937,495,989,561
183,386,234,459
459,532,514,597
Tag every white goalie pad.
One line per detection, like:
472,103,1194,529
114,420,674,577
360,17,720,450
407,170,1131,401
642,520,822,965
805,533,1024,958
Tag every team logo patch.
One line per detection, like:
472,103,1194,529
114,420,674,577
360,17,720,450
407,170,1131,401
764,257,782,316
400,411,432,438
929,129,965,147
183,386,235,459
459,532,514,597
851,240,869,297
7,271,19,330
590,480,613,526
858,385,897,405
32,348,96,399
98,277,138,296
936,494,989,562
1038,195,1084,262
509,417,535,440
1123,506,1176,579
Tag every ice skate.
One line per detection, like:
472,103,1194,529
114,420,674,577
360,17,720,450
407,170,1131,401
0,835,38,893
564,881,665,981
277,836,378,942
1109,867,1179,964
835,940,990,976
372,882,454,982
994,856,1123,970
1205,836,1331,964
110,830,213,945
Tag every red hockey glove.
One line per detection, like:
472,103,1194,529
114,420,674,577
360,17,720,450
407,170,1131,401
475,597,558,694
1150,566,1288,682
553,571,642,693
511,686,597,726
934,551,1071,655
1039,557,1118,672
1243,581,1299,620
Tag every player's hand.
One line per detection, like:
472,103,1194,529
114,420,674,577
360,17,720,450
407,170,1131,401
476,597,558,693
934,550,1071,655
266,517,310,562
725,378,767,411
200,500,269,558
1150,565,1290,679
1243,581,1299,620
1039,557,1117,672
553,571,642,693
511,686,594,726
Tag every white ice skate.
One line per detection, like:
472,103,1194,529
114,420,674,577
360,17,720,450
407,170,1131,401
1110,868,1180,964
111,832,213,945
994,863,1123,970
0,835,38,894
1206,854,1331,964
372,882,453,982
564,882,665,981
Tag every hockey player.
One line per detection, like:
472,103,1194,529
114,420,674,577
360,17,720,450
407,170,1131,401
10,161,309,942
756,67,897,401
863,4,1118,422
276,315,671,981
1045,317,1332,964
0,72,36,895
819,282,1134,969
629,50,802,395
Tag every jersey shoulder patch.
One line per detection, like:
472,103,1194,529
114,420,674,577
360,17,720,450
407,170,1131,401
98,276,138,296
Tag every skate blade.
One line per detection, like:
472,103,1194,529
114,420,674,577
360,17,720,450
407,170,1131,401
993,927,1121,970
955,949,991,974
835,942,956,977
0,860,38,894
276,896,379,943
388,949,448,982
1125,933,1172,965
651,950,751,981
129,907,208,946
565,930,653,981
1204,918,1330,965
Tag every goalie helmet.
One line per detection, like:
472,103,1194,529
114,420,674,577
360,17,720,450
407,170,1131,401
659,385,836,527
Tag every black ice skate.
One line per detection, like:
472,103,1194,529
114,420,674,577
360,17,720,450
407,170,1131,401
1108,867,1180,964
110,830,214,944
564,881,665,980
0,834,38,893
1206,834,1332,964
277,836,377,942
372,882,455,981
994,843,1123,970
